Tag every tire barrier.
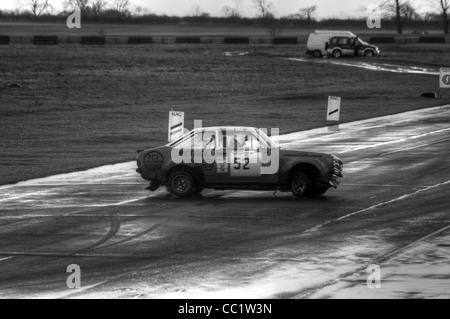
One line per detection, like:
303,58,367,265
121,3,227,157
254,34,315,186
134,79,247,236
224,37,249,44
369,37,395,43
273,37,298,44
421,92,438,98
33,36,58,45
0,36,10,44
128,37,153,44
419,37,445,43
80,36,105,45
1,35,449,45
175,37,201,44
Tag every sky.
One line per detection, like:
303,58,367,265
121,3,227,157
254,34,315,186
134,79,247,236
0,0,435,19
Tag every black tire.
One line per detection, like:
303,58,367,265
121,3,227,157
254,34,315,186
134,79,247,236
168,171,195,197
290,172,312,198
313,50,322,58
364,50,374,57
332,50,342,58
310,185,329,197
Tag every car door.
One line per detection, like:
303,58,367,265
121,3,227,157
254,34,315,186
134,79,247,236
339,37,353,56
212,129,278,184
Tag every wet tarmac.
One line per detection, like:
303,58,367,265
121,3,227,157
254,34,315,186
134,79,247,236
287,57,440,75
0,105,449,299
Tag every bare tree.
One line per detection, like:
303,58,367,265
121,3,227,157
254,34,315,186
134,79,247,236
429,0,450,33
21,0,52,16
187,4,209,17
132,5,150,16
222,0,244,18
64,0,90,14
252,0,274,18
299,5,317,21
378,0,411,34
91,0,107,16
114,0,130,14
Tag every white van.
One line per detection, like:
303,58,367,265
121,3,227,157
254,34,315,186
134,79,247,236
306,30,356,58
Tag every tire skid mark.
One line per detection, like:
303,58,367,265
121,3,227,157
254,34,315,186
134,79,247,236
292,223,450,299
90,223,162,251
73,214,121,255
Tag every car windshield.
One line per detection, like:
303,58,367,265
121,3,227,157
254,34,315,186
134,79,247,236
256,129,279,148
167,128,279,150
169,129,216,150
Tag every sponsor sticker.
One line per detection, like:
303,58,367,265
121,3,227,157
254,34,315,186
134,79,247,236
144,151,164,170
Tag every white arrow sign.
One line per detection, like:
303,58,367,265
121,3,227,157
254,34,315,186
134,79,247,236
327,96,341,121
440,68,450,88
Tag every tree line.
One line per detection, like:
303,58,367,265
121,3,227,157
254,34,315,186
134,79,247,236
1,0,449,34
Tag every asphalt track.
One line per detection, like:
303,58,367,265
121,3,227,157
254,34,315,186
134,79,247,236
0,105,449,299
287,57,440,75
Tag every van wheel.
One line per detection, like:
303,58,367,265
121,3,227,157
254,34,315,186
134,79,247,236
168,171,195,197
364,50,374,57
332,50,342,58
290,172,312,198
313,50,322,58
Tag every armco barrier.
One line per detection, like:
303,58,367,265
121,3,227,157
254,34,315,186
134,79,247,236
128,37,153,44
33,36,58,45
0,36,9,44
224,37,249,44
175,37,201,44
80,36,105,45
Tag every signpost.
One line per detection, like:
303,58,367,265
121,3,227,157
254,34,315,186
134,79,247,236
168,111,184,142
327,96,341,122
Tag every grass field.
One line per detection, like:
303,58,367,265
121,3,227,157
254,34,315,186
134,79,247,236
1,42,450,185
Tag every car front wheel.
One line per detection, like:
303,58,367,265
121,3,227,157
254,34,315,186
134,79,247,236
290,172,312,198
332,50,342,58
168,171,195,197
364,50,374,57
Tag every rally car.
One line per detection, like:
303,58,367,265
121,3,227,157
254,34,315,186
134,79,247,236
136,127,343,198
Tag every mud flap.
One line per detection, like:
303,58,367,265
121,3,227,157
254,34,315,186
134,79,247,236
146,180,161,191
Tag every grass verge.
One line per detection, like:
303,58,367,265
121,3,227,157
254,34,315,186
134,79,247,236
0,43,449,185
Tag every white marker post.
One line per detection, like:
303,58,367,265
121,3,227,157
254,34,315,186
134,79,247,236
327,96,341,121
168,111,184,142
440,68,450,89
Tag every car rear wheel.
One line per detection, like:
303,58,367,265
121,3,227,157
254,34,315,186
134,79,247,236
332,50,342,58
290,172,312,198
168,171,195,197
313,50,322,58
364,50,374,57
